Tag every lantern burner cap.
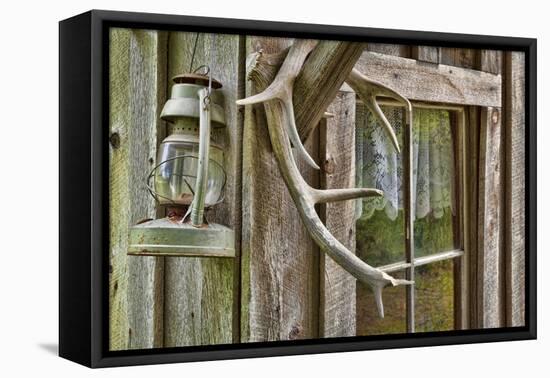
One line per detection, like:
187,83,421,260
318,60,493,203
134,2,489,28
172,73,223,89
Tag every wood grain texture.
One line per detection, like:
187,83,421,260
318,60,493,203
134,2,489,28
367,43,411,57
464,107,481,328
241,36,319,342
477,107,504,328
439,48,478,69
504,52,525,327
109,28,167,350
163,32,242,347
319,89,357,338
411,46,440,63
477,50,503,74
355,52,501,107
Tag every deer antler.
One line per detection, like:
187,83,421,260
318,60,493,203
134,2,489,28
346,68,413,153
237,40,320,170
237,40,412,317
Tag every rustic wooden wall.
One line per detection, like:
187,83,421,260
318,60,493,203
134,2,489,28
319,89,357,338
109,33,526,350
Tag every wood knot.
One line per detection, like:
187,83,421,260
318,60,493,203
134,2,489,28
109,132,121,149
288,325,302,339
323,157,335,175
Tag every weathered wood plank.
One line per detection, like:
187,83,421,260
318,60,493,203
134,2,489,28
473,49,507,329
440,48,478,69
367,43,411,57
318,89,357,338
355,52,501,107
109,28,167,350
163,32,242,346
109,27,131,352
504,52,525,327
477,107,504,328
411,46,440,63
465,107,481,328
477,50,503,74
241,36,319,342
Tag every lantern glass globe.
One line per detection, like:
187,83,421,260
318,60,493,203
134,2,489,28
154,132,225,207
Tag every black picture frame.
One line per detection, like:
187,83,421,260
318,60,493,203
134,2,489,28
59,9,537,368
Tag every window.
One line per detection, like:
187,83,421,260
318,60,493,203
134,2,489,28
356,103,466,334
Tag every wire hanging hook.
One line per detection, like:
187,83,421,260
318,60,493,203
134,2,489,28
189,32,200,72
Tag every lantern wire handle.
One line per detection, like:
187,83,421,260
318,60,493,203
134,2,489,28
187,34,217,226
145,155,228,208
189,32,200,72
188,86,212,226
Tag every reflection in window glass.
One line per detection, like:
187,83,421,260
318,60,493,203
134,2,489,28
356,209,405,266
355,105,405,266
356,104,406,335
414,210,455,257
412,109,456,257
415,260,455,332
356,106,455,226
355,105,458,334
357,271,406,336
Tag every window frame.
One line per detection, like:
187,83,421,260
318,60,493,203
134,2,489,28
360,100,467,332
355,50,504,332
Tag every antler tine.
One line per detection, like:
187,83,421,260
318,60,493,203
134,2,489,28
347,68,414,154
312,187,383,203
238,41,413,318
236,39,321,170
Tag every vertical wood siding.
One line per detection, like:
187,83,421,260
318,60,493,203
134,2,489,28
319,89,357,337
477,107,504,328
504,52,526,327
241,36,320,342
109,28,167,350
162,32,243,347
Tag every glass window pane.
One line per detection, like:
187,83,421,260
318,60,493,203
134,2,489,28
412,109,457,331
414,211,455,257
414,260,455,332
355,104,405,266
357,271,407,335
356,104,407,335
356,209,405,266
355,105,461,335
413,109,457,257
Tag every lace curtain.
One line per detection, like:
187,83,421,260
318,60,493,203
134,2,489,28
355,106,455,220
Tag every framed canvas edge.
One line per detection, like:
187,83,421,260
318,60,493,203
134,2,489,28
58,9,537,368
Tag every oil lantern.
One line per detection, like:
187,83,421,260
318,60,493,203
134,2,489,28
127,71,235,257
